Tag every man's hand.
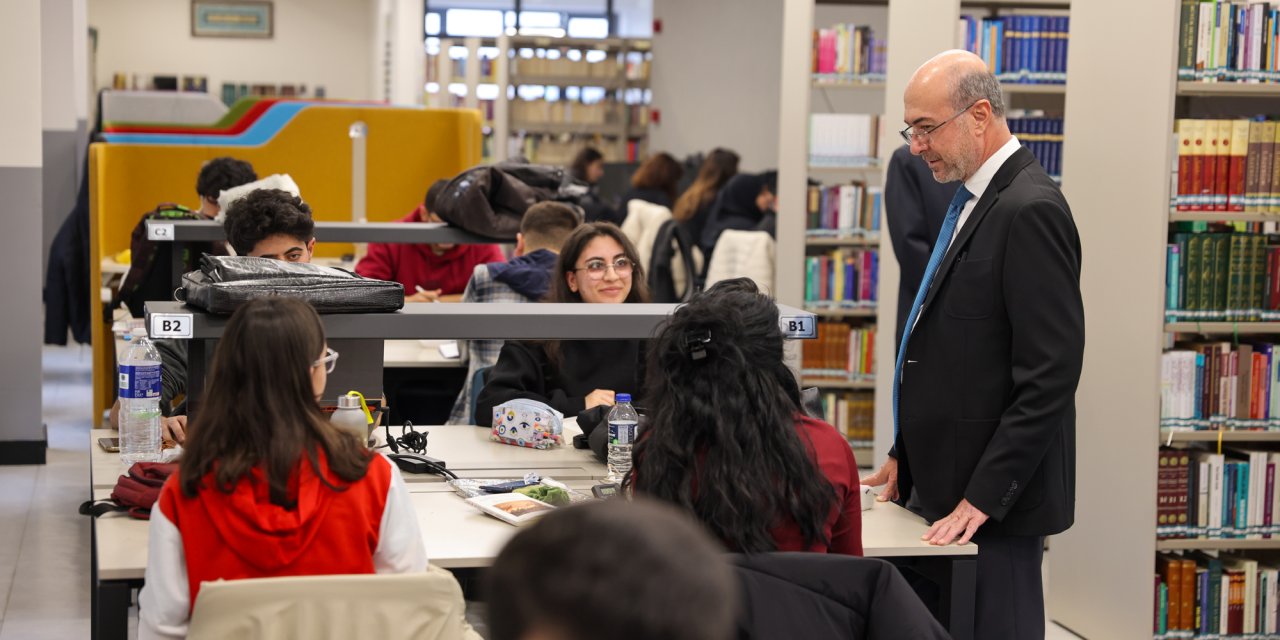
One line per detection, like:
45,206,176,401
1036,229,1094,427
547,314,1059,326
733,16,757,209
860,457,899,502
584,389,616,410
162,415,188,445
407,288,441,303
923,498,989,546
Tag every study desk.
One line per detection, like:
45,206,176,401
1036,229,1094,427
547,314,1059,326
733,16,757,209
383,339,463,369
89,425,976,640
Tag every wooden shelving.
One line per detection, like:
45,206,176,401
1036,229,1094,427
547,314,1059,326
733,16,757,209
1176,81,1280,97
804,235,881,247
509,75,626,89
811,77,886,90
800,377,876,390
1156,538,1280,551
805,306,878,318
1168,211,1279,223
1159,429,1280,443
1000,82,1067,95
510,122,623,136
1165,322,1280,334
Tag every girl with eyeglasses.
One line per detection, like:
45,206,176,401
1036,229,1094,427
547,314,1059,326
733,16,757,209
139,297,427,638
476,222,651,424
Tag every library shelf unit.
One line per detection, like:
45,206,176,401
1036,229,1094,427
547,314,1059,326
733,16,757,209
801,377,876,390
805,307,878,318
1156,539,1280,552
1175,82,1280,98
1000,82,1068,95
1168,212,1280,223
1159,429,1280,444
1165,323,1280,335
804,234,881,247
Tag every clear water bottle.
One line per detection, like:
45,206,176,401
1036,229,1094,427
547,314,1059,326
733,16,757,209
119,328,162,464
606,393,639,483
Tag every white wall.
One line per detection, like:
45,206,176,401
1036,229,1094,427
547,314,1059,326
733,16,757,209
650,0,783,171
1,1,42,168
88,0,376,101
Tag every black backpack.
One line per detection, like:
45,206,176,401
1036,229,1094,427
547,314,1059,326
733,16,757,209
647,219,701,303
113,204,225,318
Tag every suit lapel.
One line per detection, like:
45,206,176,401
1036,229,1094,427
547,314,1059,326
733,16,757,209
917,146,1037,319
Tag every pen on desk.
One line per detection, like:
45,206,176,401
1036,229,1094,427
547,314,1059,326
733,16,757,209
414,285,440,303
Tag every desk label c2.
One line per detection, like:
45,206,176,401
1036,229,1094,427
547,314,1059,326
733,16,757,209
150,313,193,339
146,222,175,241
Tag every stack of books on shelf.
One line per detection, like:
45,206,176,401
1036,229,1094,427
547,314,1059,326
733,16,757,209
511,56,619,79
1164,227,1280,320
1173,119,1280,213
809,114,878,168
1177,1,1280,83
811,23,887,83
957,14,1070,84
817,391,874,449
511,100,619,127
1154,446,1280,540
1154,551,1280,637
806,183,882,237
801,322,875,382
804,249,879,310
624,57,650,81
1161,342,1280,427
1008,114,1063,182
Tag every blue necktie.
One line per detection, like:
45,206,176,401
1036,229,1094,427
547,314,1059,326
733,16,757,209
893,185,973,440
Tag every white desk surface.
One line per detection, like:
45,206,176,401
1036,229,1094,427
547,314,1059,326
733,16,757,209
383,340,464,369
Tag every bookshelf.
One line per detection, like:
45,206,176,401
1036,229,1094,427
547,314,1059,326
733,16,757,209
1176,82,1280,98
1160,429,1280,443
1165,322,1280,335
1156,539,1280,552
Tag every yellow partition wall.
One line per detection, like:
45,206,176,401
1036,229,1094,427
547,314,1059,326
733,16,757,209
90,106,483,418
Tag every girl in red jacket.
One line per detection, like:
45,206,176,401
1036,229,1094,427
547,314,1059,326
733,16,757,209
139,297,426,639
626,277,863,555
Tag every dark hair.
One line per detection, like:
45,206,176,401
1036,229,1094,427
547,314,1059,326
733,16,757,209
630,152,683,205
570,147,605,182
195,157,257,201
222,189,315,256
179,297,371,508
520,201,581,252
672,148,739,223
486,498,737,640
546,222,649,304
424,179,450,214
625,278,836,553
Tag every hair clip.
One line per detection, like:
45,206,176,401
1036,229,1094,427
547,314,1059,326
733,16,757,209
684,329,712,361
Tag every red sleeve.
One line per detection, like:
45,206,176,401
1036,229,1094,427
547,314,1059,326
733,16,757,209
478,244,505,264
827,440,864,556
355,243,396,282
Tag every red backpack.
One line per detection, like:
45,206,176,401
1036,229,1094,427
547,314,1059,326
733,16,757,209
79,462,178,520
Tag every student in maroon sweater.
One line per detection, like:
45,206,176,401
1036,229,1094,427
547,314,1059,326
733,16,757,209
355,179,504,301
626,278,862,555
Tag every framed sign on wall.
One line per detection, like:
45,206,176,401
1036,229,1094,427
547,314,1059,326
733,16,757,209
191,1,273,39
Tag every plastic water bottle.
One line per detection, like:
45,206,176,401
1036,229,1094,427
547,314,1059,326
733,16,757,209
606,393,639,483
119,328,162,464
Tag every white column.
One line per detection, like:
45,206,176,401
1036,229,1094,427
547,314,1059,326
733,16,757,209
773,0,814,308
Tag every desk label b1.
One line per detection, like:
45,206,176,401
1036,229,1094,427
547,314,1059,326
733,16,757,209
149,313,193,339
779,315,817,339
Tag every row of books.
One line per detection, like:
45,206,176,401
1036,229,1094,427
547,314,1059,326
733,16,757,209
811,23,887,81
1160,342,1280,422
817,391,874,448
514,137,628,166
1177,0,1280,83
1155,551,1280,635
805,183,883,236
1164,231,1280,317
809,114,878,167
1155,446,1280,539
1173,119,1280,212
801,323,876,381
1008,115,1064,182
511,100,622,126
804,250,880,307
511,58,644,81
957,14,1070,84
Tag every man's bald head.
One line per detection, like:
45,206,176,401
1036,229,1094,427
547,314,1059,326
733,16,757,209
908,50,1006,120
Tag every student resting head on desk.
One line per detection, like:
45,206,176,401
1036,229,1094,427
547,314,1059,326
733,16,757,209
354,178,505,303
474,222,650,425
108,188,318,443
137,297,427,639
624,277,863,556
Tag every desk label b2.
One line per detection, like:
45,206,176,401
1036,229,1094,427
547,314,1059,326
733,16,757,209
779,315,817,339
150,313,193,339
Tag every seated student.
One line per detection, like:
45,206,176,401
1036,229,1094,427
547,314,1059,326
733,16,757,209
612,152,683,226
671,148,739,248
486,498,737,640
355,179,505,302
569,146,616,224
138,297,426,639
108,188,318,442
447,202,582,425
697,171,777,259
475,222,649,423
626,278,863,555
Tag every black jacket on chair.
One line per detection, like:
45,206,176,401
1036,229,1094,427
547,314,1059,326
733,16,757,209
731,553,949,640
894,146,1084,537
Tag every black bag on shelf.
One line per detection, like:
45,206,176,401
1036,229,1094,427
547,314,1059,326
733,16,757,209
432,163,588,241
178,255,404,314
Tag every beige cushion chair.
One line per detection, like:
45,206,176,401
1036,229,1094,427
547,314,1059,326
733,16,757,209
621,199,703,295
187,565,481,640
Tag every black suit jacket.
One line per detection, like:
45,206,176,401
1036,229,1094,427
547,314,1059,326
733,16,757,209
884,145,960,347
893,146,1084,538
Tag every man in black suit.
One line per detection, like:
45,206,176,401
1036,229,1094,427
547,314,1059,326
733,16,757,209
885,144,960,346
861,51,1084,639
